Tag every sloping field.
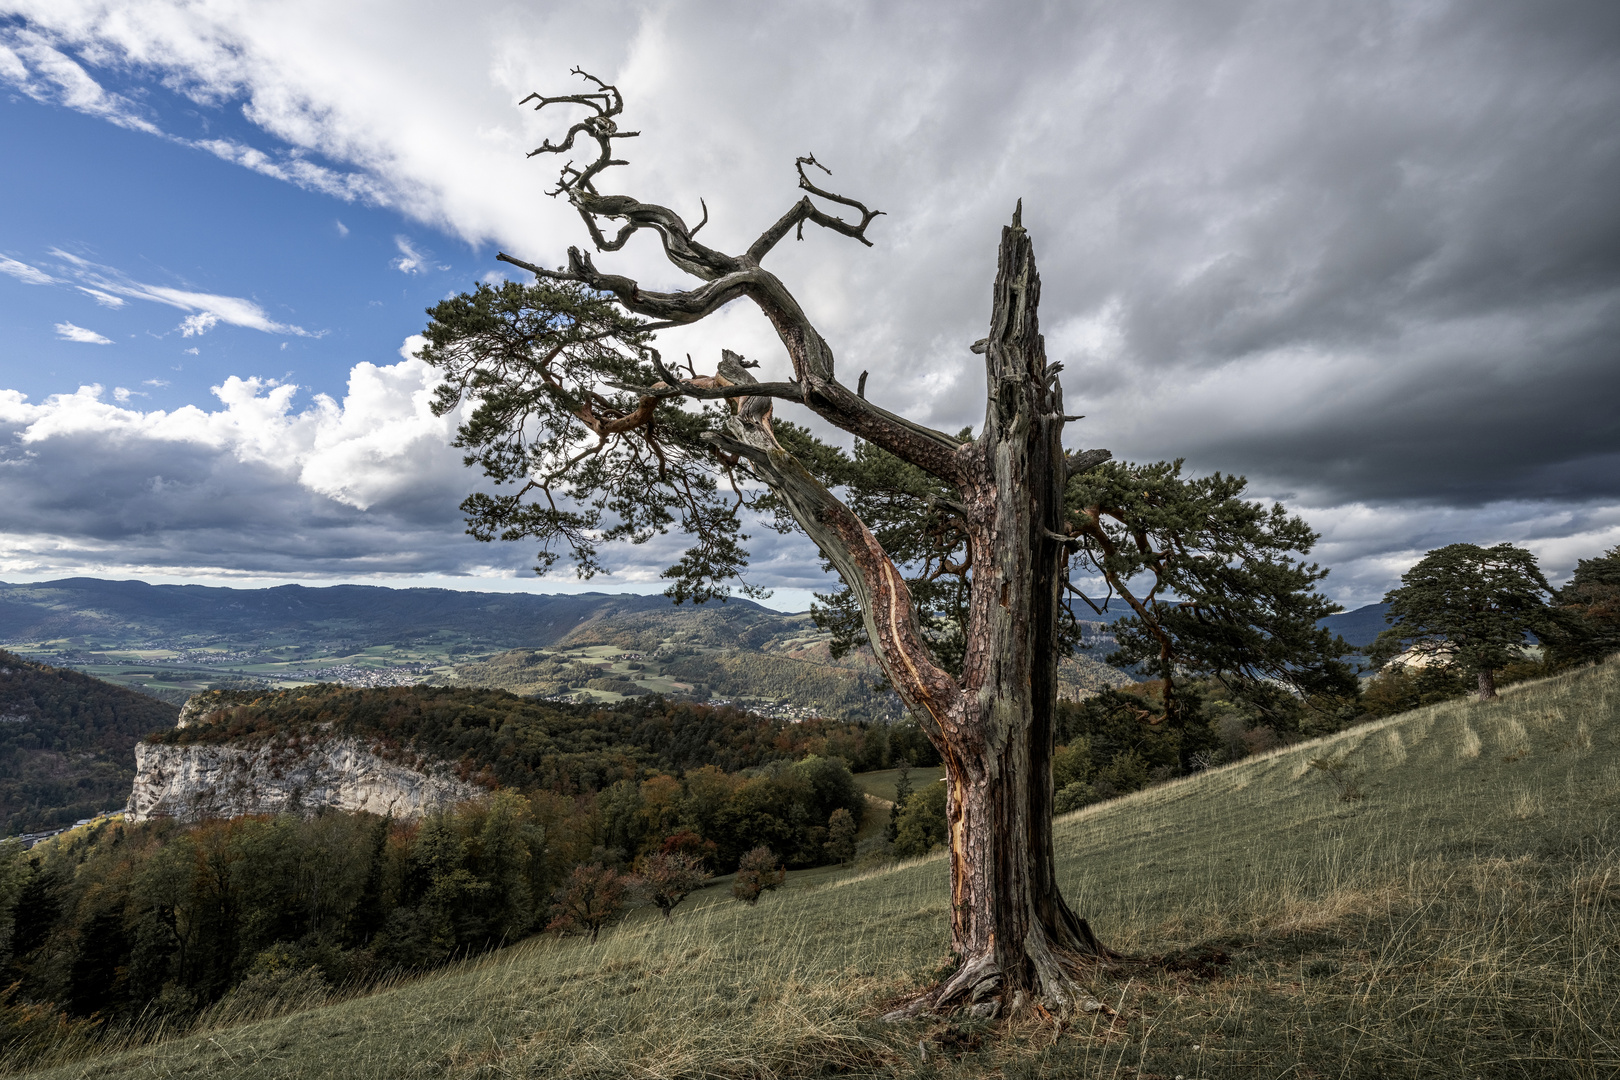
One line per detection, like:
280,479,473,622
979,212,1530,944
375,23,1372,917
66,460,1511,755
17,659,1619,1079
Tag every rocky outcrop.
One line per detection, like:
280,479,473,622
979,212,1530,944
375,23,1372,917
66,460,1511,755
126,737,482,824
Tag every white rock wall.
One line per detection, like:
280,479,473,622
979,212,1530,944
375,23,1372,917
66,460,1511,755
126,737,482,823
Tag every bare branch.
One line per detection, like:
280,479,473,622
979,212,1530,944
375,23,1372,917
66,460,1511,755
1064,448,1112,481
744,155,885,262
703,414,962,730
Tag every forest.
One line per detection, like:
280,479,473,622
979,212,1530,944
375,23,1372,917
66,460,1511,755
0,651,179,834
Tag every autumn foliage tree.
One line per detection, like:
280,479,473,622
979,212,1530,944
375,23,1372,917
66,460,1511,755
730,846,786,906
423,70,1345,1016
633,851,711,921
546,863,628,944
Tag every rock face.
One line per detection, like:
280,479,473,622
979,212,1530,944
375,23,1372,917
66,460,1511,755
126,737,482,823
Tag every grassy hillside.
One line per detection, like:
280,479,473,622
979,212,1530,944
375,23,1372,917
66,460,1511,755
0,650,177,834
15,659,1617,1079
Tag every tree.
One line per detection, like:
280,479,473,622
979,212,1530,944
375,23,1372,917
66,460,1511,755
1369,543,1550,701
730,846,785,906
1545,546,1620,666
546,863,628,944
632,851,711,922
884,761,912,844
892,781,948,859
823,808,857,867
421,70,1343,1015
1065,459,1356,744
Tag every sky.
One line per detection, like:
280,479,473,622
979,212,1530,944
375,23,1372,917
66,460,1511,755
1,0,1617,614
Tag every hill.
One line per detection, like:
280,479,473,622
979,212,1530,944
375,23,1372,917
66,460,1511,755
0,650,178,835
17,659,1616,1078
1320,602,1392,649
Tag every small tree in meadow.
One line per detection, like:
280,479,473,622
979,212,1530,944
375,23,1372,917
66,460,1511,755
731,846,786,906
546,863,627,943
824,808,857,867
634,851,712,921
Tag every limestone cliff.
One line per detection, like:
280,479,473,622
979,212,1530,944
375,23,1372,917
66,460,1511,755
126,736,482,824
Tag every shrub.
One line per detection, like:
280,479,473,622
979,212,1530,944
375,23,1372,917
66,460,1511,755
731,846,785,905
1308,753,1363,801
1052,740,1091,790
1054,781,1096,814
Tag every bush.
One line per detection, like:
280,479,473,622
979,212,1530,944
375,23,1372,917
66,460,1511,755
731,846,785,905
1053,740,1091,790
892,780,947,858
1054,781,1096,814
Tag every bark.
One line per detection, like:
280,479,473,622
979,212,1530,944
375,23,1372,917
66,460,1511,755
929,206,1110,1015
1478,667,1498,701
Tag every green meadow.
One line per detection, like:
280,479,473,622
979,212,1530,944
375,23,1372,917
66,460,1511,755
15,658,1619,1079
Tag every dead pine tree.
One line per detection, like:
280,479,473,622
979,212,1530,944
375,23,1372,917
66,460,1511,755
423,69,1120,1018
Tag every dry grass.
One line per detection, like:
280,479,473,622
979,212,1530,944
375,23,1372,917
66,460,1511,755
13,658,1620,1079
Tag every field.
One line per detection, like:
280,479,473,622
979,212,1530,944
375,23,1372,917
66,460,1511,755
13,658,1618,1079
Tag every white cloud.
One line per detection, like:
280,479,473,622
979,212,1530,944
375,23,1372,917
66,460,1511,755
182,346,198,355
0,24,161,135
0,351,500,577
76,286,126,307
142,378,169,387
45,249,316,336
179,311,220,337
54,321,113,344
335,219,349,237
1,255,59,285
391,235,443,275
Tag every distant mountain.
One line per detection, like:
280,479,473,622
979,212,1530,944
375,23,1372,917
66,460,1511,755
0,577,1135,726
1321,603,1391,649
0,649,179,834
0,577,683,651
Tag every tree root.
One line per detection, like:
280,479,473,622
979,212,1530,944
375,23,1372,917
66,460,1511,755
880,944,1118,1023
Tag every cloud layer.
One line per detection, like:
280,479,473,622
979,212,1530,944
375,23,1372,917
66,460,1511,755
1,0,1618,604
0,351,480,578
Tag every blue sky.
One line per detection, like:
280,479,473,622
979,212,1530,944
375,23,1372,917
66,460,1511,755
0,82,468,413
2,1,1618,613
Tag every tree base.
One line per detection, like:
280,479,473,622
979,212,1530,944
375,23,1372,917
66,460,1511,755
880,940,1118,1022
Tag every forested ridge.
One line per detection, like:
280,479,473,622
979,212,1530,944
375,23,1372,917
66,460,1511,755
0,650,178,834
0,682,904,1041
154,685,907,791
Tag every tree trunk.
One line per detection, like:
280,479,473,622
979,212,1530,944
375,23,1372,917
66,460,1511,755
927,205,1108,1016
711,208,1107,1016
1477,667,1497,701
